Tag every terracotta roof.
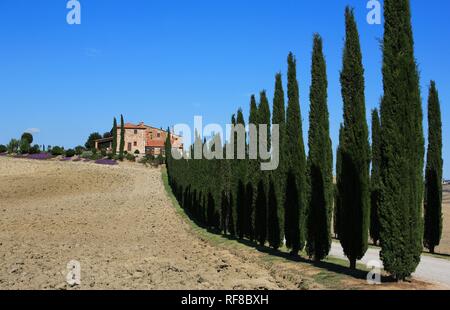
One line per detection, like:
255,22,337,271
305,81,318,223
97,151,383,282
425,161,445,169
146,140,165,148
118,122,148,130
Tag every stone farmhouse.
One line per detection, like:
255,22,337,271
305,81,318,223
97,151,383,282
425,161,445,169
95,122,183,156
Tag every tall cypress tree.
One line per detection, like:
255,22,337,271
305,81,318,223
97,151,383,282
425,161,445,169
236,108,247,239
246,95,259,241
268,73,286,250
370,109,381,246
112,117,117,155
254,91,271,246
119,114,125,158
306,34,333,262
285,53,307,254
424,81,443,254
338,7,370,269
379,0,424,280
334,124,344,240
165,127,172,167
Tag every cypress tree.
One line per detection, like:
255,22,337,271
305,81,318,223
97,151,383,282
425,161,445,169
338,7,370,269
370,109,381,246
254,91,271,246
334,124,344,240
268,73,286,250
424,81,443,254
379,0,424,280
285,53,307,254
119,114,125,158
112,117,117,155
246,95,259,241
306,34,333,262
165,127,172,167
236,108,247,239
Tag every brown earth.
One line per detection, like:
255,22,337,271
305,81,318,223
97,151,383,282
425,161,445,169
0,157,442,289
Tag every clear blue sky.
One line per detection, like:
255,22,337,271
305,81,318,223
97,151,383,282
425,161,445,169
0,0,448,178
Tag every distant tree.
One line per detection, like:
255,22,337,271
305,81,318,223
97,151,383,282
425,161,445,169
337,7,370,269
164,127,172,166
7,139,20,154
21,132,33,144
103,132,112,139
19,139,30,154
85,132,102,150
370,109,382,246
29,144,41,154
306,34,333,262
51,146,64,156
285,52,307,255
424,81,443,254
112,117,118,156
65,149,76,158
75,145,85,155
0,145,7,153
119,115,125,158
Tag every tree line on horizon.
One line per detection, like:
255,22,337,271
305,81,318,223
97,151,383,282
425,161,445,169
165,0,443,281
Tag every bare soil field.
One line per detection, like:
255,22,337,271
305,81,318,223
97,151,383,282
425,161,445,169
0,157,441,289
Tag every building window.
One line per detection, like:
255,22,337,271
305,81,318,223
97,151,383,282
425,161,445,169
150,132,153,139
134,129,138,134
133,141,137,146
127,143,132,152
157,132,161,138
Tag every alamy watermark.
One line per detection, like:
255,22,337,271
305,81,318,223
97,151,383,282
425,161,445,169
366,0,381,25
66,260,81,286
172,116,279,171
67,0,81,25
366,260,382,285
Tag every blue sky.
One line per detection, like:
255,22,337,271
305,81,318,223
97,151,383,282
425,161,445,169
0,0,448,178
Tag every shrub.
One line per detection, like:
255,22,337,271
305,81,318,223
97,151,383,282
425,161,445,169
126,153,136,162
7,139,20,154
81,151,93,159
19,139,30,154
51,146,64,156
29,144,41,154
134,149,140,155
89,152,103,161
75,146,85,155
0,145,7,153
138,157,148,165
65,149,76,158
101,149,107,157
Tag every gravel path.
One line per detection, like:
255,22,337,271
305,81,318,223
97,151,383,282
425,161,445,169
330,242,450,287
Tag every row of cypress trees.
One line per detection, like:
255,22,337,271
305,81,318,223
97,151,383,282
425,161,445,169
166,37,331,260
166,0,443,281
